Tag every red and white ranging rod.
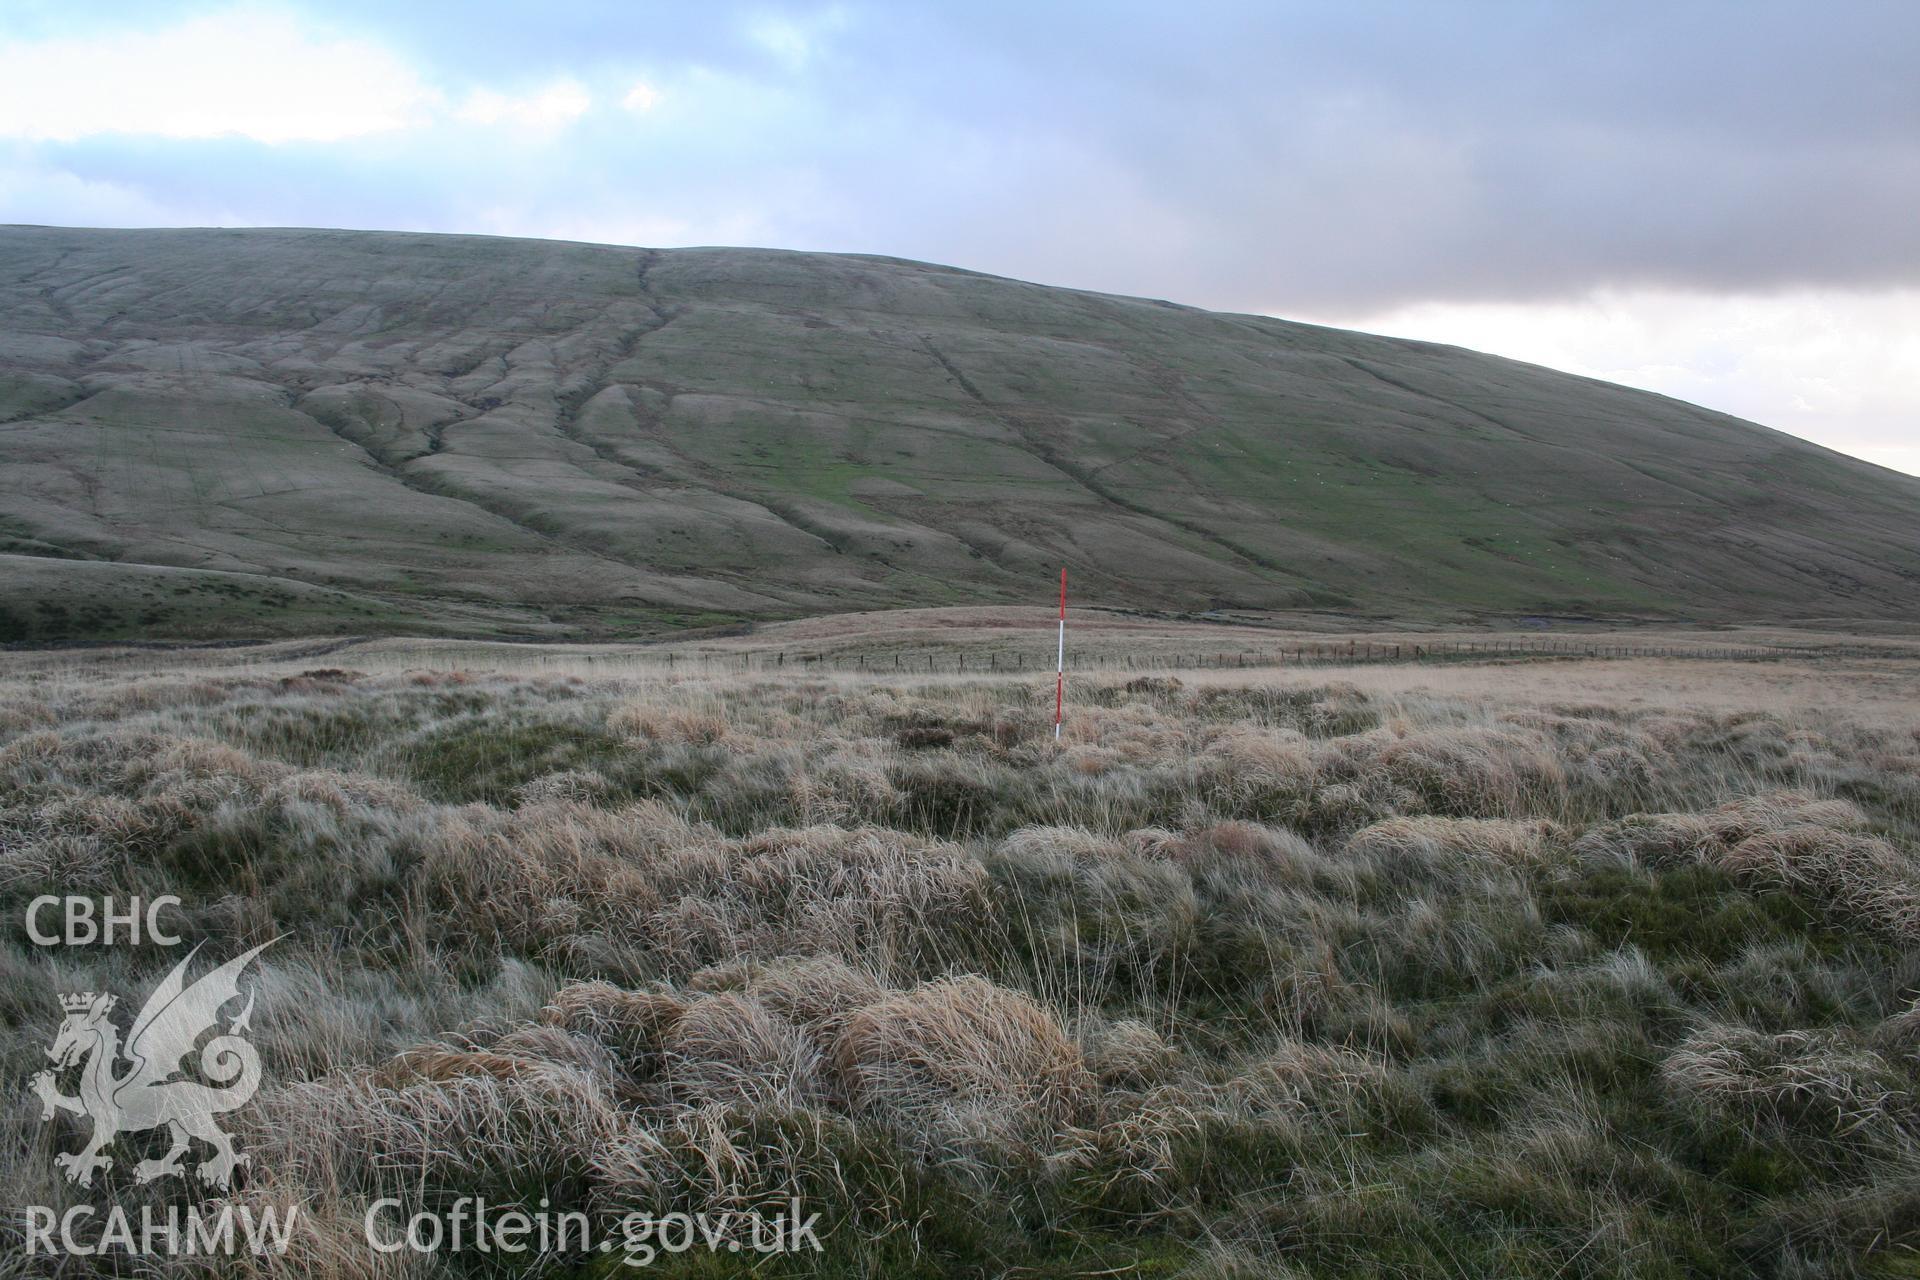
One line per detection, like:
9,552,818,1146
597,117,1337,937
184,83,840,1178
1055,567,1066,739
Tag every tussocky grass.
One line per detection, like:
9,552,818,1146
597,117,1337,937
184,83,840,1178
0,654,1916,1276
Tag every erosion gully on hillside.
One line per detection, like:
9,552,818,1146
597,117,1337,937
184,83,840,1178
5,225,1920,644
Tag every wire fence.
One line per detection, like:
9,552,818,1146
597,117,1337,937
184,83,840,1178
625,636,1881,676
20,634,1903,682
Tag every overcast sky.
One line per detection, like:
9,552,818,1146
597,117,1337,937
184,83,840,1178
3,1,1915,474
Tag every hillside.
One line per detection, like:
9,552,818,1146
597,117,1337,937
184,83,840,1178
2,224,1917,641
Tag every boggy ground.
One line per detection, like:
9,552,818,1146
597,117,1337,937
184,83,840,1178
1,652,1917,1277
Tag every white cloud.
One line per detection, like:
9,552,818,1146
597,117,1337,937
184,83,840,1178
742,6,850,71
454,79,592,131
1854,445,1920,475
0,160,183,226
0,9,604,145
622,81,662,113
0,9,433,143
1300,289,1920,476
470,206,771,253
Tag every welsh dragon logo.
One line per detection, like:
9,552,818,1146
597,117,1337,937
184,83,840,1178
30,940,275,1189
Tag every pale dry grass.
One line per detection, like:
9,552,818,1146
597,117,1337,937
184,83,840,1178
1663,1022,1920,1148
834,976,1090,1154
1,640,1918,1277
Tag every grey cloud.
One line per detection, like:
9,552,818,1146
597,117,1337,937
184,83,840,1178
4,0,1917,315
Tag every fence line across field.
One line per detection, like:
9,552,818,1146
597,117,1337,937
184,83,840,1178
156,634,1903,681
410,637,1828,678
696,639,1797,673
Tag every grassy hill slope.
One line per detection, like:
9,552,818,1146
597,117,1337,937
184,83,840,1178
3,225,1917,640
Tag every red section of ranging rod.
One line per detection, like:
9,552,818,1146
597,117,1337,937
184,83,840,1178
1055,568,1066,739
